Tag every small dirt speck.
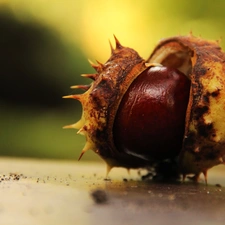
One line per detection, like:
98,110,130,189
216,184,222,188
0,173,25,182
104,178,111,181
91,189,108,204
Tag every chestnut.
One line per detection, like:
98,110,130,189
64,35,225,182
113,66,190,161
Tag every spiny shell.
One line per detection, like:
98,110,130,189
65,35,225,181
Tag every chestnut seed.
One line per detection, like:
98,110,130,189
113,66,191,160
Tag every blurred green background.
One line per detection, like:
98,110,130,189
0,0,225,161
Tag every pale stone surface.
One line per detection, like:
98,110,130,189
0,157,225,225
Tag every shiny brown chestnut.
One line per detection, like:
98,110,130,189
64,35,225,183
113,66,190,161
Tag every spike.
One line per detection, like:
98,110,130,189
62,94,82,101
109,39,114,54
88,58,95,65
113,34,122,49
96,60,104,68
83,141,93,153
95,60,104,73
127,168,130,175
88,59,98,70
203,170,208,185
62,95,74,99
63,124,76,129
78,151,85,161
77,127,86,135
81,73,98,80
63,119,85,130
70,84,90,91
88,59,102,73
106,164,113,177
78,141,93,161
74,119,85,130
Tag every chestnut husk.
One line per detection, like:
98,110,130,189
148,35,225,181
64,34,225,181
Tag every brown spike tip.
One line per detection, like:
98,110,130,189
109,39,114,54
88,59,103,73
78,151,85,161
62,94,82,101
81,73,98,80
70,84,90,91
113,34,123,49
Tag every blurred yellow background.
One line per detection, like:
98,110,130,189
0,0,225,161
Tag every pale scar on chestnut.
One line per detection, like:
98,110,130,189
63,34,225,184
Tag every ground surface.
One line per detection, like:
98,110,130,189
0,157,225,225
